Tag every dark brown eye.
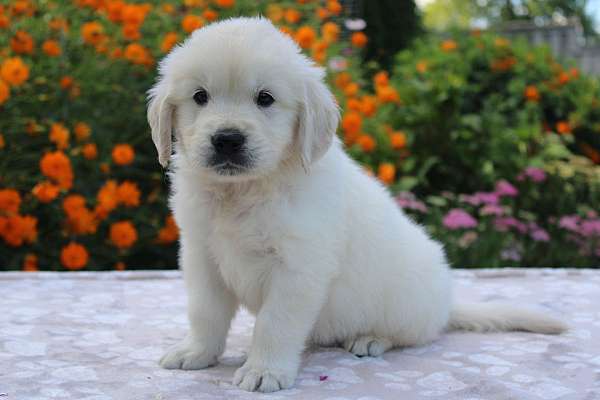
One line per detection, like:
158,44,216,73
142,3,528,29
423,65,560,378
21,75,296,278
193,88,209,106
256,90,275,107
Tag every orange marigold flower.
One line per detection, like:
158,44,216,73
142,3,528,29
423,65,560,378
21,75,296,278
284,9,301,24
569,67,579,79
0,57,30,87
558,71,570,85
74,122,91,141
360,95,377,117
490,57,517,72
556,121,571,134
32,181,60,203
202,9,218,22
266,4,283,22
335,72,352,89
97,180,119,215
122,24,140,41
109,220,138,249
315,7,329,20
0,188,20,215
182,14,203,33
416,60,428,74
580,143,600,164
112,144,135,165
39,151,73,189
0,215,36,246
390,131,407,149
124,43,152,66
0,14,9,29
23,253,38,271
63,194,87,217
343,82,359,97
440,39,458,52
0,133,5,149
60,242,89,270
121,3,149,26
157,215,179,244
42,40,61,56
49,18,69,32
215,0,235,8
81,21,105,46
82,143,98,160
19,215,37,243
327,0,342,15
49,122,70,149
524,85,540,102
356,134,376,152
0,79,9,105
161,32,179,53
10,30,34,54
350,32,368,48
373,71,389,88
376,85,400,103
117,181,141,207
321,22,339,43
346,98,362,112
341,112,362,135
162,3,175,14
294,26,316,49
115,261,126,271
105,0,125,22
378,163,396,185
60,75,73,89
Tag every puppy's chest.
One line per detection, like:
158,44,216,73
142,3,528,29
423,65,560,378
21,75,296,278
206,207,283,312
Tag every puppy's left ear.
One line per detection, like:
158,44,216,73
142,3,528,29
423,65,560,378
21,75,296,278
297,68,340,171
147,80,175,167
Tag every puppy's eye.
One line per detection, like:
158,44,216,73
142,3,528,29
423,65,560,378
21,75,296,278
256,90,275,108
193,88,209,106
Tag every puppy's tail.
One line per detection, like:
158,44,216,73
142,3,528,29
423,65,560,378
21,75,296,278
448,303,567,334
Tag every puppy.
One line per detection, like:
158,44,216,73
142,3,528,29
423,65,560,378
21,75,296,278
147,17,566,393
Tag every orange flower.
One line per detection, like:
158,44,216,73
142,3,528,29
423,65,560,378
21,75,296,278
63,194,87,216
524,85,540,102
356,134,376,152
121,3,149,26
440,39,457,52
74,122,91,141
284,9,301,24
557,71,570,85
0,79,9,105
160,32,179,53
0,133,4,149
82,143,98,160
360,95,377,117
376,85,400,103
416,60,428,73
182,14,203,33
124,43,152,66
341,112,362,135
556,121,571,134
112,144,135,165
39,151,74,189
32,181,60,203
0,14,9,29
10,30,34,54
105,0,125,22
81,21,105,46
203,9,218,21
23,253,38,271
378,163,396,184
117,181,141,207
1,57,30,87
215,0,235,8
66,207,98,235
60,75,73,89
49,18,69,32
162,3,175,14
157,215,179,244
346,98,362,112
109,220,138,249
569,67,579,79
315,7,329,20
266,4,284,22
373,71,389,88
580,143,600,164
122,24,140,41
294,26,316,49
335,72,352,89
60,242,89,270
321,22,339,43
350,32,368,48
0,215,37,246
42,40,61,56
343,82,359,97
327,0,342,15
490,57,516,72
49,122,70,149
115,261,126,271
390,131,407,149
97,180,119,216
0,188,20,215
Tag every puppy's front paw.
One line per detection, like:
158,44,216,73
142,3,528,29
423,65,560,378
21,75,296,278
233,362,296,392
159,339,217,370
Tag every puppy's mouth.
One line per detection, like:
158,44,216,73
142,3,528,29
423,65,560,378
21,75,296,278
208,154,253,176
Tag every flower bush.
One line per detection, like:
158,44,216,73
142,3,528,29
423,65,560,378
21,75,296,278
1,0,598,270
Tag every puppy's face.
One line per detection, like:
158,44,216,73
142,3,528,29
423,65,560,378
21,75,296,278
148,18,339,182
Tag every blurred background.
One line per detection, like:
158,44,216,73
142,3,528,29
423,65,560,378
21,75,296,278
1,0,599,271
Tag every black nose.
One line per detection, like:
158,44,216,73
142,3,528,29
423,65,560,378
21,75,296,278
211,130,246,156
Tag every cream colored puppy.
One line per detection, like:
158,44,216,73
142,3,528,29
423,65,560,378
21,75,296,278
147,17,566,393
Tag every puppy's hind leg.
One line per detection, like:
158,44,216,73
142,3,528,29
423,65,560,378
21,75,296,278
344,336,393,357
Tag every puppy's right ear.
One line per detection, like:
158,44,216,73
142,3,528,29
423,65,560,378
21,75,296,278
147,80,174,167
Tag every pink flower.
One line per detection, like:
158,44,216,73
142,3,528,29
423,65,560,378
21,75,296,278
396,192,428,213
480,204,504,216
580,219,600,237
530,228,550,242
461,192,499,206
495,180,519,197
494,217,527,234
458,231,478,248
443,209,478,230
558,215,580,232
517,167,546,183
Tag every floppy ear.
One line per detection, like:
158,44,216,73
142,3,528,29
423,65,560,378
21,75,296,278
147,80,175,167
297,68,340,171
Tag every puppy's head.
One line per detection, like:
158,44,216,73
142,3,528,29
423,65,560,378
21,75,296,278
147,17,339,181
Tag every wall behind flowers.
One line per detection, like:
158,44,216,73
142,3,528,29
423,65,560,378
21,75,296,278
0,0,599,270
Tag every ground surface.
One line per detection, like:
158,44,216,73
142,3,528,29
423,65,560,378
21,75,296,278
1,269,599,400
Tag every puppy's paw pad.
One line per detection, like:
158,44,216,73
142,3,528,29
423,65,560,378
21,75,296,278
159,341,217,370
233,365,295,392
344,336,392,357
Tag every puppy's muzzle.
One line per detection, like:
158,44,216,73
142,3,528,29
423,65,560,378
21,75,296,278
211,129,246,157
208,128,252,173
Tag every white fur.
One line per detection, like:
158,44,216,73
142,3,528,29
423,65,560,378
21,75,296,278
147,17,567,393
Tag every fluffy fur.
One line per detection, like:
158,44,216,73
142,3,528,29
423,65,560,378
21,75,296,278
147,17,567,393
